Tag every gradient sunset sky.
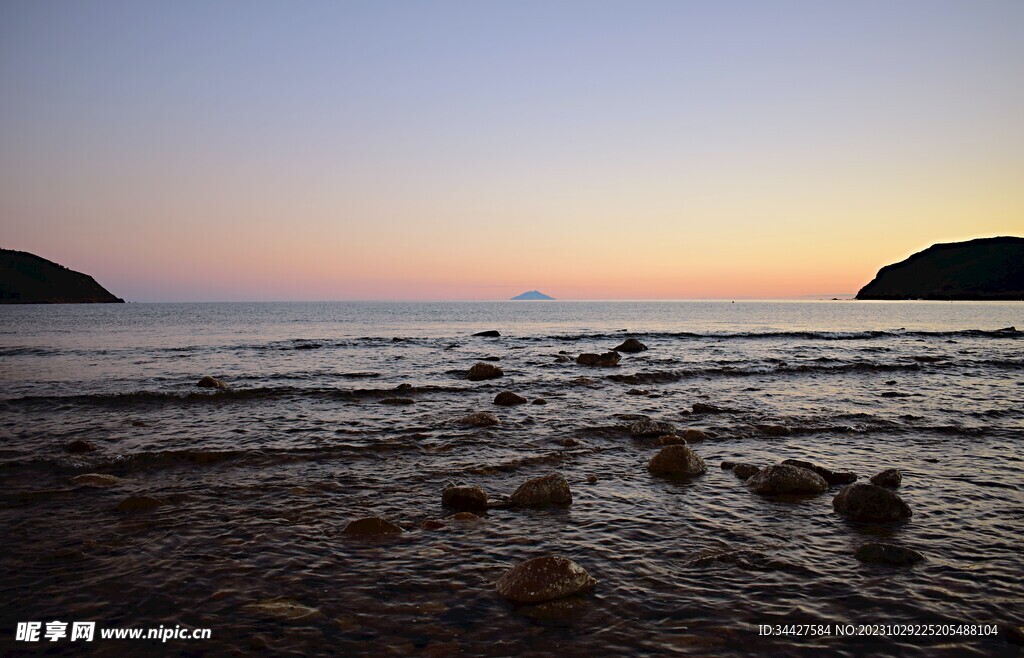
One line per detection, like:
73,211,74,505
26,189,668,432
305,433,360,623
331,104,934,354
2,1,1022,301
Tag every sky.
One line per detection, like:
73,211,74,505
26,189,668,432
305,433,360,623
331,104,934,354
1,0,1022,301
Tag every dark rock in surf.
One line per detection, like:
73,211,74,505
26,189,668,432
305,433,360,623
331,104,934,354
554,355,572,363
658,434,686,446
458,412,500,427
493,391,528,406
731,463,761,480
531,398,548,405
342,517,404,536
870,468,902,488
509,473,572,507
116,495,167,512
473,330,501,337
66,439,98,453
832,483,912,522
747,464,828,495
626,388,649,396
854,542,924,566
629,419,676,437
495,556,597,604
647,444,707,478
781,459,857,485
559,438,581,447
576,352,621,367
442,485,489,511
692,402,727,414
197,376,228,390
682,428,712,442
613,338,648,353
482,356,501,361
467,362,504,381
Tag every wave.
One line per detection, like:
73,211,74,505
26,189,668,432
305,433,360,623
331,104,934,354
540,327,1021,342
608,361,925,384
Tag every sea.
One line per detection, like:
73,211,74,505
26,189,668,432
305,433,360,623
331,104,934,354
1,301,1022,656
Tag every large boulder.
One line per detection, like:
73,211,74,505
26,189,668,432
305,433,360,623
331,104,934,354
613,338,648,353
781,458,857,485
854,542,924,566
647,444,707,477
629,419,676,437
576,352,621,367
458,412,500,426
467,363,504,381
870,468,902,488
510,473,572,507
197,376,228,390
342,517,404,536
747,464,828,495
493,391,528,406
495,556,597,604
832,483,912,522
442,485,488,511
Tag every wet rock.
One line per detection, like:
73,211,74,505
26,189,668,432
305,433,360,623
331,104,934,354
493,391,528,406
870,468,902,488
379,397,414,405
482,356,501,362
881,391,908,398
554,355,572,363
781,459,857,485
720,461,737,470
629,419,676,437
559,438,581,447
755,424,791,437
70,473,122,488
586,474,598,484
832,483,912,522
658,434,686,446
467,362,504,381
66,439,98,453
746,464,828,495
573,376,598,386
197,376,228,390
509,473,572,507
692,402,727,414
442,485,488,511
647,444,707,477
473,330,501,337
682,428,712,442
449,511,480,521
626,388,649,396
854,542,924,566
244,599,322,621
458,412,500,426
613,338,648,353
116,495,167,512
731,463,761,480
342,517,404,536
495,556,597,604
576,352,621,367
531,398,548,405
420,519,446,530
516,596,591,625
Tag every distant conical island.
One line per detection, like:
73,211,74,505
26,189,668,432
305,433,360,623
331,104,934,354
511,290,555,300
856,236,1024,300
1,249,124,304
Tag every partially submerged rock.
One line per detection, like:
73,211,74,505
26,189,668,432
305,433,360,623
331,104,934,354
116,495,167,512
197,376,228,390
854,542,924,566
781,459,857,486
613,338,648,353
70,473,122,488
833,483,912,522
747,464,828,495
531,398,548,405
467,362,504,381
493,391,528,406
682,428,712,442
495,556,597,604
458,412,500,427
731,463,760,480
647,444,707,478
629,419,676,437
66,439,98,453
510,473,572,507
692,402,727,414
576,352,621,367
342,517,404,536
442,485,488,511
472,330,501,337
658,434,686,446
870,468,902,488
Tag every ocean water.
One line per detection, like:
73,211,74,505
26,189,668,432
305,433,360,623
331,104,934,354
1,301,1022,656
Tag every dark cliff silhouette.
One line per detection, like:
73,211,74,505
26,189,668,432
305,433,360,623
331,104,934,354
1,249,124,304
856,237,1024,300
511,290,555,300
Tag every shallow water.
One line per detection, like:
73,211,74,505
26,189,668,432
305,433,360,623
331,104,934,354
1,301,1022,655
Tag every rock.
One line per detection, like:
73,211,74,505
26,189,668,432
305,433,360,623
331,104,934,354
746,464,828,495
832,483,912,522
626,388,649,395
658,434,686,446
870,468,902,488
559,438,581,447
449,511,480,521
379,397,414,405
473,330,501,337
197,376,228,390
509,473,572,507
0,248,125,303
682,428,711,442
755,424,791,437
531,398,547,405
576,352,621,367
573,376,598,386
70,473,122,487
495,556,597,604
467,362,503,381
420,519,446,530
586,475,598,484
116,495,167,512
692,402,726,414
493,391,528,406
613,338,648,353
720,461,737,470
647,444,707,477
342,517,404,536
854,542,924,566
516,596,590,625
244,599,322,621
731,463,760,480
781,459,857,485
66,439,97,453
458,411,500,426
442,485,488,511
629,419,676,437
554,355,572,363
482,356,501,362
